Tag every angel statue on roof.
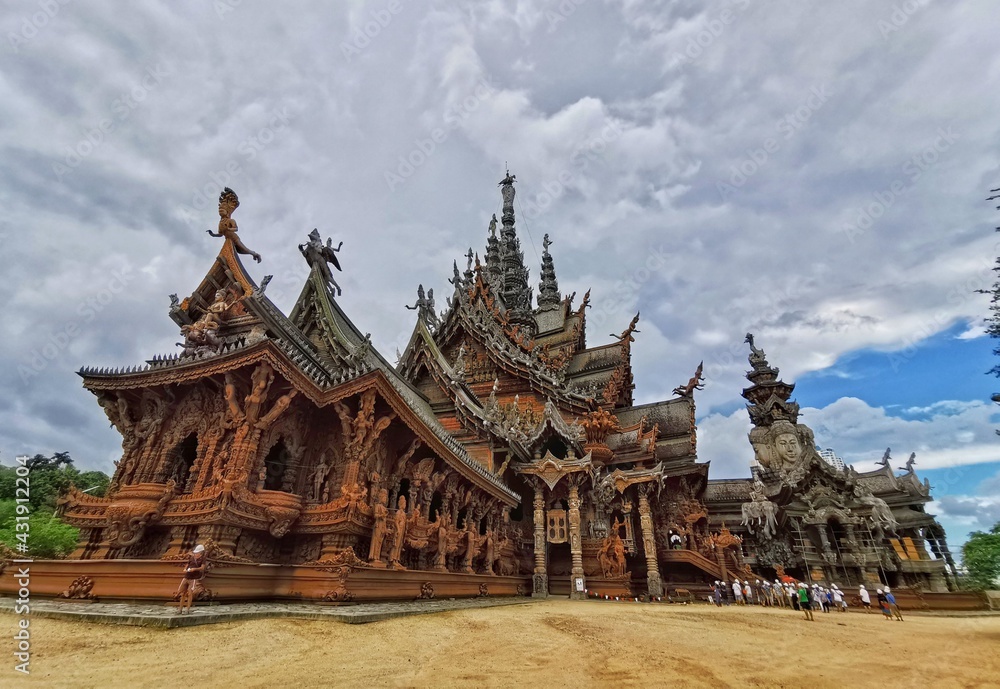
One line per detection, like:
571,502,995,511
299,228,344,296
207,187,261,263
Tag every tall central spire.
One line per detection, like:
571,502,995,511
496,171,535,333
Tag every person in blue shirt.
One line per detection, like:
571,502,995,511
884,586,903,621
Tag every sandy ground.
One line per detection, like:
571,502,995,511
6,601,1000,689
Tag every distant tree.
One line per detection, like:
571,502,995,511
0,452,109,509
983,187,1000,431
0,453,109,559
961,523,1000,590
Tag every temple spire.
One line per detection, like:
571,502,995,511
496,171,534,332
536,233,561,309
485,213,503,293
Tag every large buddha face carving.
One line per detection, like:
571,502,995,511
766,421,804,470
775,432,801,465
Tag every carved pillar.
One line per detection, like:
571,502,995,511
638,487,663,598
568,478,586,599
622,498,635,553
532,481,548,597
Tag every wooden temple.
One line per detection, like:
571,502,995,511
6,175,955,603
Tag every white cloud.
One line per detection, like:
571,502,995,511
699,396,1000,479
2,1,1000,474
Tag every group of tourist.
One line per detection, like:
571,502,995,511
708,579,904,621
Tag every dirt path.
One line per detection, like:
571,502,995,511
8,601,1000,688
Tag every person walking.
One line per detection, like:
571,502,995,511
831,585,845,612
743,580,753,605
713,582,723,607
797,583,814,621
876,589,892,619
859,584,872,613
811,585,826,613
884,587,904,621
175,543,207,614
788,584,799,611
732,579,745,605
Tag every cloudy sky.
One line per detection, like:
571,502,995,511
3,1,998,551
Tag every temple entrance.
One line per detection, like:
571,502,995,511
547,542,573,595
262,440,290,491
165,434,198,491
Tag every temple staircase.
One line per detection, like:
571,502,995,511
660,549,724,580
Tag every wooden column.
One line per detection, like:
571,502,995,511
638,487,663,598
568,477,586,599
532,482,548,597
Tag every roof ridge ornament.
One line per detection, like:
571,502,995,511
537,233,561,309
207,187,262,263
299,228,344,296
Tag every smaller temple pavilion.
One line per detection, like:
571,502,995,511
3,174,955,604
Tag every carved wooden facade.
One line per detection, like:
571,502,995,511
43,180,954,603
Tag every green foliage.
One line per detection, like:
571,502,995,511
0,500,80,559
0,452,110,509
961,523,1000,590
0,453,109,559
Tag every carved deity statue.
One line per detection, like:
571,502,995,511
389,495,408,568
178,288,234,357
773,423,802,467
312,455,330,501
207,187,261,263
597,530,627,579
405,284,439,328
368,488,390,564
488,213,497,236
299,228,343,296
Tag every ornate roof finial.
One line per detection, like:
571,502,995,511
537,233,561,309
298,229,344,296
672,361,705,397
207,187,262,263
494,170,534,333
406,284,440,330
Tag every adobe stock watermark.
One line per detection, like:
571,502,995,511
17,266,135,385
52,62,173,180
589,244,671,330
7,0,73,53
877,0,934,40
518,119,624,220
886,247,998,373
384,77,496,191
669,0,752,70
340,0,408,61
842,126,959,244
178,104,298,230
717,84,832,200
703,283,799,381
214,0,244,18
546,0,590,33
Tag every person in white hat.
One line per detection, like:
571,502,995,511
732,579,745,605
743,580,753,605
831,584,845,612
177,543,208,614
859,584,872,613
